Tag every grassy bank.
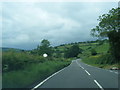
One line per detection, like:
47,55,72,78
2,51,71,88
78,42,120,69
81,54,120,69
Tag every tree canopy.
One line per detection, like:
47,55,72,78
91,7,120,37
91,7,120,62
64,44,81,58
37,39,53,57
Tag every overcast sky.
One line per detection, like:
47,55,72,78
2,1,118,50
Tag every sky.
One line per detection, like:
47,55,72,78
1,1,118,50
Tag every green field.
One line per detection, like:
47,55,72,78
55,40,119,69
79,42,119,69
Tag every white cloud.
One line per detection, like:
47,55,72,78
1,0,119,2
2,2,117,49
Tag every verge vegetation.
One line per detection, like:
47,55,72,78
2,40,71,88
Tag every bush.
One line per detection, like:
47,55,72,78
91,49,97,55
2,51,71,88
2,61,70,88
64,45,81,58
82,53,115,65
2,51,46,72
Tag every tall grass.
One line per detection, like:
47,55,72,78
82,54,114,64
3,61,70,88
81,53,120,69
2,51,71,88
2,51,46,72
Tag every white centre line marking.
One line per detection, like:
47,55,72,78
76,61,85,69
94,80,104,90
109,70,113,72
81,66,84,69
115,72,118,74
85,70,91,75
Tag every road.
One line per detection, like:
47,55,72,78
32,59,119,90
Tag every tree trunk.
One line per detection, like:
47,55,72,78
108,30,120,63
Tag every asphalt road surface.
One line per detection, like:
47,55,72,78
32,59,119,90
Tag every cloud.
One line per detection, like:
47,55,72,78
2,2,117,49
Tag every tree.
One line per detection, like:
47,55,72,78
37,39,53,57
91,7,120,62
91,8,119,37
64,44,81,58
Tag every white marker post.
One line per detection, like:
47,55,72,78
43,53,48,57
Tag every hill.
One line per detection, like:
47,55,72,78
54,39,119,69
1,47,24,52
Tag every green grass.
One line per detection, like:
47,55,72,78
55,41,118,70
2,51,71,88
3,60,70,88
81,54,120,69
95,43,109,54
79,42,119,69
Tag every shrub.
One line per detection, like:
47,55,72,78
2,51,46,72
2,61,70,88
91,49,97,55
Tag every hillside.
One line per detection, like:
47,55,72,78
1,47,24,52
54,40,109,58
54,39,119,69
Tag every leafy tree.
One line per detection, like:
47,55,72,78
37,39,53,57
91,8,119,37
91,7,120,62
64,44,81,58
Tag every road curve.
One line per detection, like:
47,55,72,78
32,59,119,89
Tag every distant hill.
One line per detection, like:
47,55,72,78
1,47,24,52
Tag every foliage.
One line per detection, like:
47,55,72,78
54,49,62,58
36,39,53,57
91,8,119,37
64,44,82,58
108,31,120,62
2,50,71,88
91,49,97,55
82,53,116,65
91,7,120,62
2,51,47,72
3,60,70,88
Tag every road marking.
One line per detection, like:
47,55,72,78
109,70,113,73
115,72,118,74
31,66,67,90
76,61,84,69
85,70,91,75
94,80,104,90
109,70,118,74
81,66,84,69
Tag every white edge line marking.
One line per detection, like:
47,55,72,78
85,70,91,75
94,80,104,90
31,61,73,90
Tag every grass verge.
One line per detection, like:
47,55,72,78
2,60,70,88
81,54,120,69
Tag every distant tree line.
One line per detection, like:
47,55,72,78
31,39,84,58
